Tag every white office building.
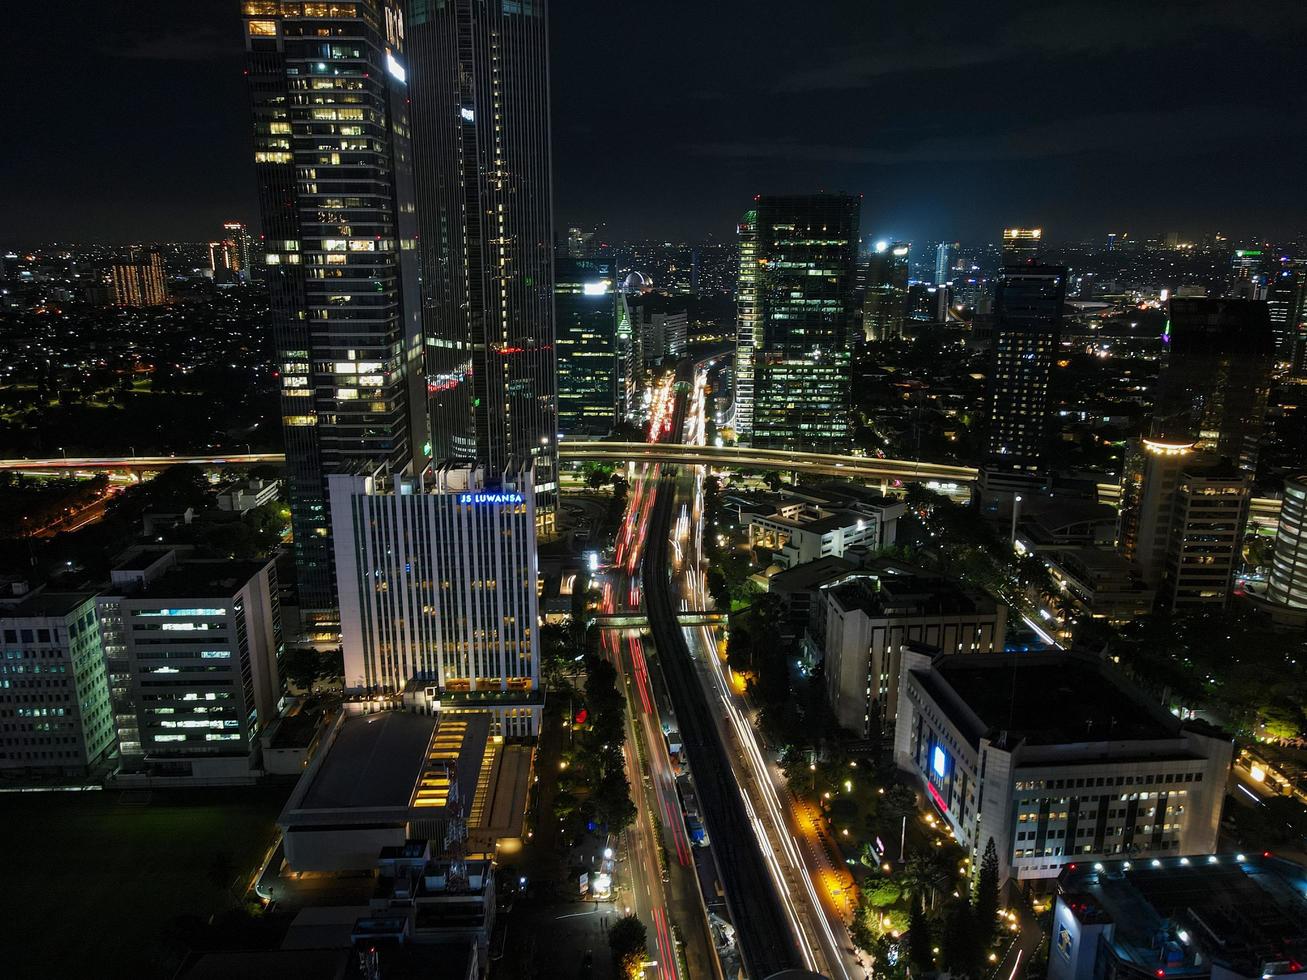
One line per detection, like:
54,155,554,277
814,564,1005,735
895,650,1232,886
97,549,283,784
329,461,542,736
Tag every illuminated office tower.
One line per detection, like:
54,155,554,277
242,0,427,619
1230,246,1268,298
863,241,909,341
1116,438,1249,611
984,264,1067,475
733,210,760,441
1266,261,1306,357
329,460,542,735
111,247,168,307
1001,227,1043,265
407,0,558,524
1154,297,1273,473
1268,475,1307,608
747,193,861,451
554,253,617,435
934,240,958,286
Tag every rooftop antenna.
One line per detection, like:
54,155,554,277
443,776,469,891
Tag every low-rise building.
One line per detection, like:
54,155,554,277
894,650,1232,886
816,563,1005,735
0,591,115,778
215,477,281,514
748,494,904,568
1047,548,1155,624
279,708,529,874
1049,854,1307,980
97,550,283,784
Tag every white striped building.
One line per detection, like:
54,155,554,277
329,460,542,735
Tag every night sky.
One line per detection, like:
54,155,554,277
5,0,1306,246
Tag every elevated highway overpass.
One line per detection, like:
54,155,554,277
0,450,1281,529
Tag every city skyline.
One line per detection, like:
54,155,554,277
6,1,1307,245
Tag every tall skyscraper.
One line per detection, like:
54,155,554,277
863,241,909,341
111,247,168,307
934,241,958,286
1153,297,1274,473
744,193,861,451
733,210,761,441
243,0,427,619
1267,475,1307,609
329,460,542,735
554,252,617,436
1117,438,1250,611
407,0,558,522
984,264,1067,475
1001,227,1043,265
1266,260,1306,357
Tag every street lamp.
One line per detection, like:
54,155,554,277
1010,494,1022,549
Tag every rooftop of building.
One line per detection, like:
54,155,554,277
298,711,438,812
825,564,993,619
765,555,856,595
0,590,96,619
114,548,175,572
1058,854,1307,978
916,652,1179,748
795,483,905,510
122,558,270,600
1050,546,1140,576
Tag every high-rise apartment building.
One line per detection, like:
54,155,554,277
1154,298,1273,473
1267,475,1307,609
555,253,617,436
863,241,909,341
984,264,1067,475
627,296,688,369
222,220,255,280
407,0,558,522
734,210,761,441
1165,465,1250,610
0,592,115,777
742,193,861,451
329,460,542,735
1001,227,1043,265
242,0,427,618
111,247,168,307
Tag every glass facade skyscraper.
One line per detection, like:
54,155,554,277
407,0,558,521
863,241,909,341
744,194,860,451
243,0,427,619
984,264,1067,473
1153,297,1274,473
554,253,617,436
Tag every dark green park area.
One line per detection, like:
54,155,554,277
0,785,289,979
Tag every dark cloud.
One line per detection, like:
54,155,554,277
775,1,1307,91
105,28,233,62
689,105,1276,165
